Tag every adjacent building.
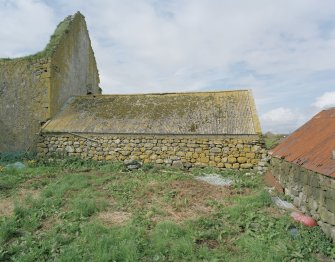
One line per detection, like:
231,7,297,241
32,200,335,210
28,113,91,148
270,108,335,241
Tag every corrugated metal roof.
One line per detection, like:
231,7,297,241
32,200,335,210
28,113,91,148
269,108,335,178
42,90,261,135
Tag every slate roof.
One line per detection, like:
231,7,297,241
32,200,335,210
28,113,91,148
42,90,261,135
270,108,335,178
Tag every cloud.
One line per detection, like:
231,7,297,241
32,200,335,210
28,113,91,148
1,0,335,133
41,0,335,94
261,107,308,134
313,91,335,109
262,107,298,123
0,0,55,58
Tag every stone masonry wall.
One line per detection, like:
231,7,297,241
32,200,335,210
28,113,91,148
0,13,100,152
271,158,335,242
49,12,100,116
37,134,267,170
0,58,51,152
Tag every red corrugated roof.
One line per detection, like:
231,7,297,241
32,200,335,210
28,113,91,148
269,108,335,178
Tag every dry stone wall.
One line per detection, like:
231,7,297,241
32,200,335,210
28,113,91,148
271,158,335,242
37,134,267,169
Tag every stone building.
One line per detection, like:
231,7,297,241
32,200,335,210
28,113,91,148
38,90,265,169
0,12,266,169
0,12,100,152
269,108,335,241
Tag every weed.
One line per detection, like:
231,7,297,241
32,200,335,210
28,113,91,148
149,221,195,260
0,161,333,261
70,195,108,218
141,163,154,171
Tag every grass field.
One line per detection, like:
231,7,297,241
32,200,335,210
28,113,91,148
0,158,334,261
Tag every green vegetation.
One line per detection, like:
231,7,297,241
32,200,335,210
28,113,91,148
0,15,72,62
0,159,333,261
263,132,287,150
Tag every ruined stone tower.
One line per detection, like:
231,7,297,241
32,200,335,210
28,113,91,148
0,12,100,152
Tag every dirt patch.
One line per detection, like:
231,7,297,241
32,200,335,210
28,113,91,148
264,206,285,218
137,179,249,223
0,188,40,218
36,214,61,233
196,239,219,249
97,211,131,226
0,198,14,217
17,188,40,200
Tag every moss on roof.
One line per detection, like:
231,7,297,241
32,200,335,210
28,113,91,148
43,90,262,135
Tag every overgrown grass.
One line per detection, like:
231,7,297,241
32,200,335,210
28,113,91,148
0,159,333,261
263,132,287,150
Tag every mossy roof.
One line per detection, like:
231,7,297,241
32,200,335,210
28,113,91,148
42,90,262,135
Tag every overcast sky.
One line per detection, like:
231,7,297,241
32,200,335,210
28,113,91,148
1,0,335,134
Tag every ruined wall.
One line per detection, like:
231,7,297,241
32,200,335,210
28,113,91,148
271,158,335,242
0,12,100,152
37,134,267,170
0,58,51,151
49,13,100,116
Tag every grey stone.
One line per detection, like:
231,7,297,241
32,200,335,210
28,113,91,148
325,197,335,213
65,146,74,153
210,148,221,153
125,160,142,170
330,227,335,243
75,148,82,153
183,163,192,169
164,159,173,164
172,161,184,169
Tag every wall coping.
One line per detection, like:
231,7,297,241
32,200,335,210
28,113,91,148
41,131,261,139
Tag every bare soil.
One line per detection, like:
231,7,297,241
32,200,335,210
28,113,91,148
0,188,40,217
97,211,132,226
136,179,250,223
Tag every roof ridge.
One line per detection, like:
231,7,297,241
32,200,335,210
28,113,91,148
76,89,250,98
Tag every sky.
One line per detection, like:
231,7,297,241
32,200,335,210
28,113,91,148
1,0,335,134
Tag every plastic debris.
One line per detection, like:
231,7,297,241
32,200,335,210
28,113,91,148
5,162,26,170
272,196,296,211
290,211,318,227
195,174,234,186
288,226,298,239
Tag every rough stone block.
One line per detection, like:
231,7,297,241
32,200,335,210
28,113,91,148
232,163,240,169
240,163,253,169
210,147,221,153
172,161,184,169
65,146,74,153
225,163,232,169
237,157,247,164
319,206,335,225
200,156,209,163
325,197,335,213
228,157,237,163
